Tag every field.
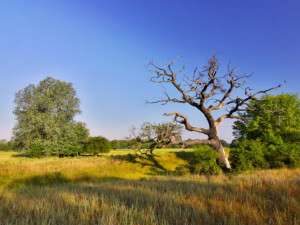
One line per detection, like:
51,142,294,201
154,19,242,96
0,150,299,225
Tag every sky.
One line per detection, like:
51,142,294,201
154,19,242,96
0,0,299,143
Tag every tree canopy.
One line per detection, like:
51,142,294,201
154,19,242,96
12,77,89,156
84,136,111,155
230,93,300,171
233,93,300,144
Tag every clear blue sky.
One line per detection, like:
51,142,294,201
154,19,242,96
0,0,299,142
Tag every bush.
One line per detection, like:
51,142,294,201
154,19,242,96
190,145,222,177
84,136,111,156
229,139,269,172
229,139,300,172
30,146,44,158
173,165,190,176
264,143,300,169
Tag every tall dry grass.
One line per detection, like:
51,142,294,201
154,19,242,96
0,151,299,224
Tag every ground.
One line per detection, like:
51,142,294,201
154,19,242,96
0,150,299,224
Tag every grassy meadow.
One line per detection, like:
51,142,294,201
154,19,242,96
0,150,299,225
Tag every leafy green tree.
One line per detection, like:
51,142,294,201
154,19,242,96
84,136,111,156
0,139,7,151
12,77,89,156
110,140,120,150
231,93,300,171
233,93,300,144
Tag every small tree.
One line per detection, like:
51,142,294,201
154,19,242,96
84,136,111,156
0,139,7,151
148,54,284,169
128,122,183,154
110,140,120,150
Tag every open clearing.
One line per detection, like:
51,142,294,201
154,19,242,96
0,150,299,225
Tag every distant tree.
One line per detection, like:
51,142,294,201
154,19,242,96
110,140,120,150
84,136,111,156
233,93,300,144
128,122,183,154
148,54,284,169
220,140,230,148
0,139,7,151
12,77,89,156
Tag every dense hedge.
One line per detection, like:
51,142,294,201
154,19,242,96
229,139,300,172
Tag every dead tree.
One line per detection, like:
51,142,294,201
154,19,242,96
147,54,285,169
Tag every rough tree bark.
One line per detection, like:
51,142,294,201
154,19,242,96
148,54,285,169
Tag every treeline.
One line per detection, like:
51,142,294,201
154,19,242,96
0,140,13,151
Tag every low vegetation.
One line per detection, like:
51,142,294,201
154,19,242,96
0,150,299,225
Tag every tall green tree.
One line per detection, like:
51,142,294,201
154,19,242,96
233,93,300,144
231,93,300,170
13,77,89,156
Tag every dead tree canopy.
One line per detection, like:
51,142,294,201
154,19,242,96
147,54,285,169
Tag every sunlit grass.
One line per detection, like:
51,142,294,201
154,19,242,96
0,151,299,224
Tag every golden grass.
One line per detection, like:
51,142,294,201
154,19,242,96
0,151,299,224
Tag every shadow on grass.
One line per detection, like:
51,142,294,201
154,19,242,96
11,153,30,158
7,172,123,187
111,153,168,174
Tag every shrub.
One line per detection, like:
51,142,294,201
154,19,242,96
190,145,222,178
84,136,111,156
230,139,300,172
229,139,269,172
264,143,300,169
30,145,44,158
173,165,190,176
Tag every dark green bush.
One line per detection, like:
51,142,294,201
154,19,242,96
173,165,190,176
30,145,44,158
229,139,300,172
264,143,300,168
84,136,111,156
190,145,222,176
229,139,269,172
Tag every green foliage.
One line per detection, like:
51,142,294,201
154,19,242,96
12,77,89,157
233,93,300,144
110,140,120,150
220,139,230,148
190,145,222,176
229,139,269,172
84,136,111,155
230,139,300,172
173,165,190,176
232,93,300,172
264,143,300,169
30,145,44,158
0,140,13,152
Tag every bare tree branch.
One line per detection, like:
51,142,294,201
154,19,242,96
164,112,210,134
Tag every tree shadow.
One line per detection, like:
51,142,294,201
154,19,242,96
110,153,168,174
11,153,30,158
